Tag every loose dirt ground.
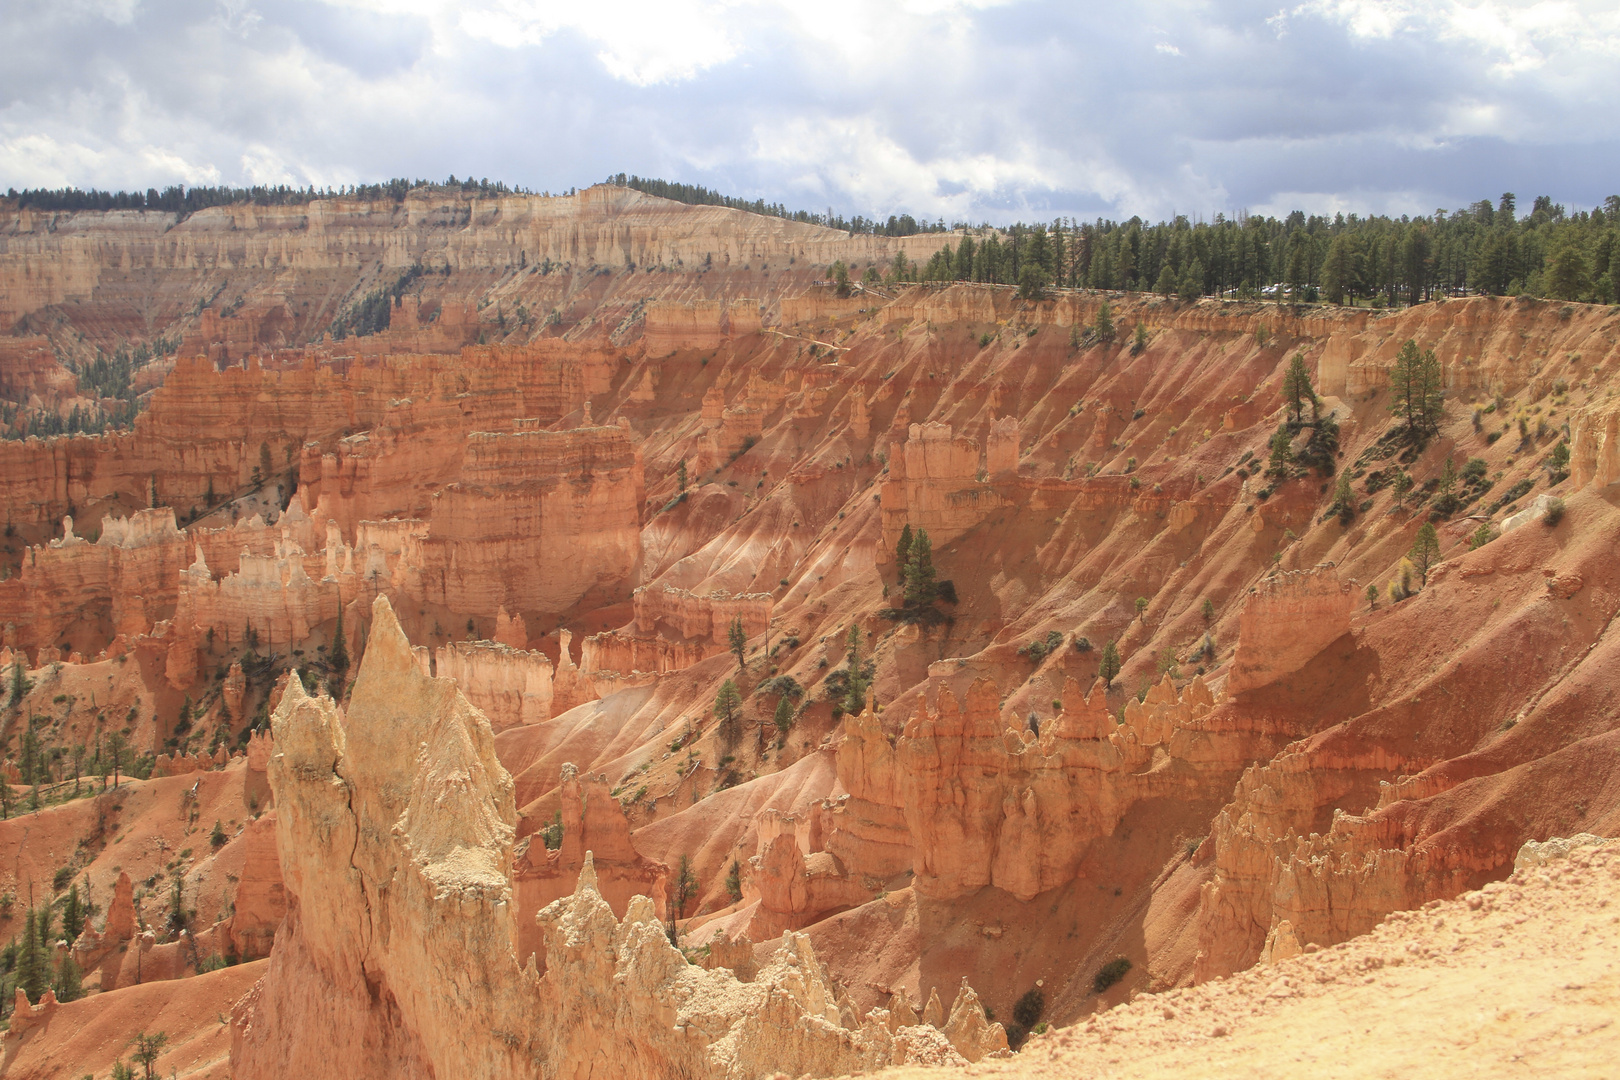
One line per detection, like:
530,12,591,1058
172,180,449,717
876,842,1619,1080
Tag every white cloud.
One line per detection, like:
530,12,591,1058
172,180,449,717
1,0,1617,219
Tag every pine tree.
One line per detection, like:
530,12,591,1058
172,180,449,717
1132,321,1148,355
1154,264,1177,296
902,528,937,607
1322,234,1351,304
1094,301,1115,342
673,856,699,920
1266,425,1295,479
713,680,742,747
1392,470,1414,508
1179,258,1205,301
830,260,851,298
1098,640,1122,689
16,906,46,1004
1017,263,1049,301
52,953,83,1002
1281,353,1318,425
1434,457,1458,514
895,524,913,570
329,608,349,678
132,1031,169,1080
773,695,794,734
1388,339,1423,436
1332,469,1355,522
677,459,687,494
725,859,742,903
1419,349,1444,435
7,660,28,708
62,884,84,940
1409,524,1441,587
1545,238,1591,300
727,617,747,671
1389,340,1444,439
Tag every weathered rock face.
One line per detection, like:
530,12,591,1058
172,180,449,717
644,297,763,356
511,763,667,969
233,595,1005,1079
0,339,618,537
632,583,774,644
893,676,1214,901
1570,396,1620,489
436,640,555,731
401,425,642,616
880,423,1006,556
0,336,74,405
0,508,188,656
1225,566,1354,696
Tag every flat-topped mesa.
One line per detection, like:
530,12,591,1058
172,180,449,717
399,425,642,616
233,595,1001,1079
1225,565,1355,696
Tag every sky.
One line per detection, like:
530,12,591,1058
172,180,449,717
2,0,1618,224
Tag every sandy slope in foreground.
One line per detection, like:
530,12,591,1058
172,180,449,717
877,841,1619,1080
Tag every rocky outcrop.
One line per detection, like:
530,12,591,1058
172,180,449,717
511,764,668,970
232,594,1003,1079
1225,566,1354,696
879,423,1006,558
0,508,188,655
398,425,642,616
1570,396,1620,490
644,297,762,355
896,677,1178,901
632,584,774,644
435,640,555,731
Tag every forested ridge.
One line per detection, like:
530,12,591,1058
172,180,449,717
906,193,1620,305
1,176,532,216
5,178,1618,304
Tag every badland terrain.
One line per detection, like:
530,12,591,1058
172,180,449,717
0,184,1616,1078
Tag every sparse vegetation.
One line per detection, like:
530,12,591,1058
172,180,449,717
713,680,743,748
1094,957,1132,993
1097,640,1122,688
1408,524,1442,587
1017,630,1066,665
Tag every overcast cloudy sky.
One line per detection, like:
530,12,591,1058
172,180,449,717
2,0,1617,223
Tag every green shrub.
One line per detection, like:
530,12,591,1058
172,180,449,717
1094,957,1132,993
1013,987,1045,1028
1542,498,1565,526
